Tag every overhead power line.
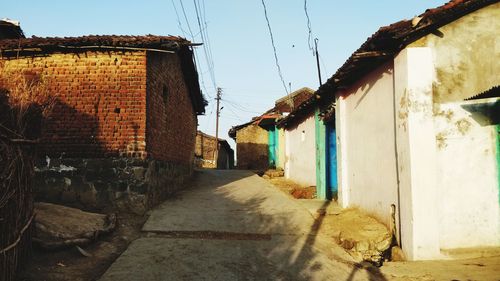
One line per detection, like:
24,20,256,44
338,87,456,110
193,0,217,92
304,0,314,54
179,0,195,39
260,0,289,95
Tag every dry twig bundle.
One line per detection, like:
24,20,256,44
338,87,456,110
0,71,54,281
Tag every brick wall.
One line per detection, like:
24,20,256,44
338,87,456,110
236,124,269,170
146,52,197,164
195,132,217,168
0,51,147,158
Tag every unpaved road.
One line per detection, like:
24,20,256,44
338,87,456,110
99,169,381,281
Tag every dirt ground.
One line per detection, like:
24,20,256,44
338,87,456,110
264,176,500,281
17,211,147,281
267,176,316,199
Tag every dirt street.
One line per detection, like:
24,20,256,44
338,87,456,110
18,169,500,281
98,169,499,281
99,169,368,280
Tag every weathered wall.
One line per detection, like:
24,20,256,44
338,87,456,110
194,132,233,169
433,102,499,249
34,157,192,214
394,48,441,260
410,3,500,102
401,5,499,250
195,132,217,168
284,114,316,187
336,61,399,227
409,4,500,251
146,52,197,164
235,124,268,170
0,51,148,158
334,4,500,261
277,128,286,170
216,145,233,169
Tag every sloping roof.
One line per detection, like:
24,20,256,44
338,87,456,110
464,85,500,100
276,94,318,128
197,131,234,153
0,19,25,39
228,107,276,139
280,0,498,124
0,35,192,54
0,34,207,114
319,0,497,97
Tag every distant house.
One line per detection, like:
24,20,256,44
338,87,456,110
195,131,234,169
274,88,317,187
229,87,314,170
277,89,337,200
0,35,206,212
228,112,277,170
315,0,499,260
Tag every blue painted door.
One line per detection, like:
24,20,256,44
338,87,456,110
268,126,278,168
327,123,338,199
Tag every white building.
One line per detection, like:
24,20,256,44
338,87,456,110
318,0,499,260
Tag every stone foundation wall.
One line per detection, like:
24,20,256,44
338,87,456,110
34,157,192,214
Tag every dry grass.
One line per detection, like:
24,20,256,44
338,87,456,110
0,71,55,281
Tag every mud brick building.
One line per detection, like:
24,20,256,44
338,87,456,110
0,35,206,213
195,131,234,169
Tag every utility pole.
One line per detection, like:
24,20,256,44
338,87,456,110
214,87,222,167
314,38,322,86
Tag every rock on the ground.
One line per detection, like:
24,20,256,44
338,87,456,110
34,202,116,250
328,208,392,265
391,245,406,261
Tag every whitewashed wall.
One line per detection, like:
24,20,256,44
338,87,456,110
284,114,316,186
434,101,499,249
336,62,399,228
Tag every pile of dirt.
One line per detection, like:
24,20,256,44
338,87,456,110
318,208,393,265
34,202,117,250
261,169,285,179
290,186,316,199
265,176,317,199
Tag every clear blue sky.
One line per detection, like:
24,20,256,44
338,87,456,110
3,0,444,149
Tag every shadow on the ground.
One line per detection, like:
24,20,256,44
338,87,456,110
102,169,390,281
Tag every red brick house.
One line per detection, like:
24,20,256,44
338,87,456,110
0,35,206,212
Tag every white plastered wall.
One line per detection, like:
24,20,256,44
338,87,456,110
284,114,316,186
394,47,441,260
434,102,499,249
409,3,500,252
335,62,399,227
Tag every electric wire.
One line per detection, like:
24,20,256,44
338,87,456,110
194,0,217,92
171,0,188,37
222,98,264,114
304,0,314,54
179,0,195,39
260,0,289,95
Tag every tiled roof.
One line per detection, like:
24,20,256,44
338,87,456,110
0,35,192,54
319,0,497,97
281,0,497,124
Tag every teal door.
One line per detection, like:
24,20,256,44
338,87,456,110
326,123,338,199
268,126,278,168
